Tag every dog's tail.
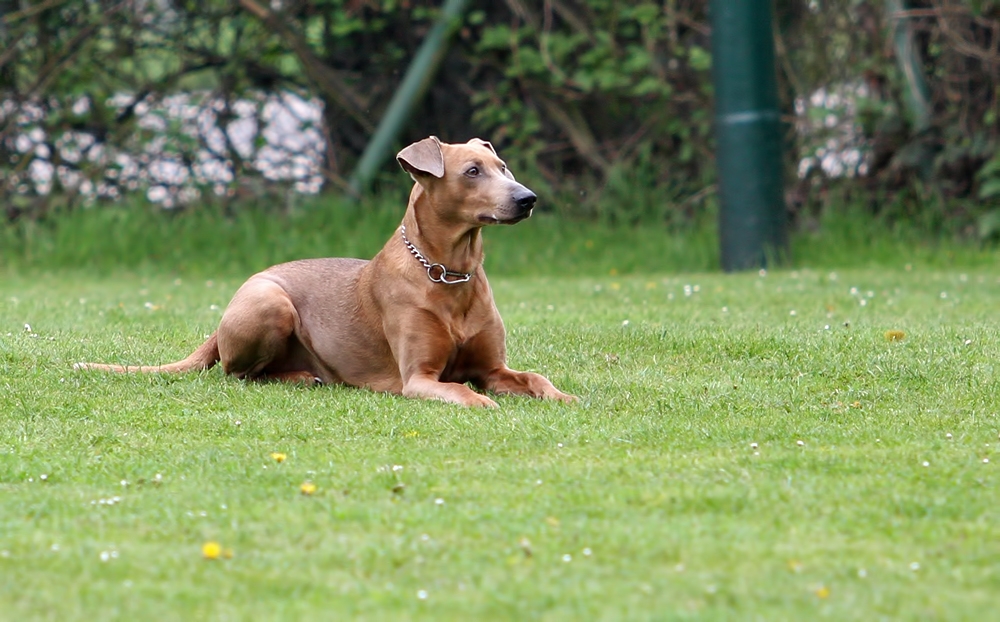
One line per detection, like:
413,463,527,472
74,332,221,374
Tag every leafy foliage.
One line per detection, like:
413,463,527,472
1,0,999,233
781,0,1000,233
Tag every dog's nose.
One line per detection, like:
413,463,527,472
514,189,537,211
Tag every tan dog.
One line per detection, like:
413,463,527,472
76,137,577,408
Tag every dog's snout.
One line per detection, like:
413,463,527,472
514,190,537,211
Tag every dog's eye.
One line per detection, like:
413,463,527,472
465,166,480,177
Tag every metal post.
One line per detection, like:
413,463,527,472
347,0,470,198
888,0,934,180
888,0,931,134
710,0,788,271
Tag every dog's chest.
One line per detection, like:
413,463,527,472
439,311,501,382
441,296,491,344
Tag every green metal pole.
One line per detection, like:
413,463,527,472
710,0,788,271
888,0,935,180
888,0,931,134
347,0,470,197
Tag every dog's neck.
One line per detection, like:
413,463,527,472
400,186,484,275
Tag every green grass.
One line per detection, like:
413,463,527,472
3,196,999,277
3,264,1000,619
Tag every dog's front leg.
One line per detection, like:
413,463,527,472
391,316,498,408
402,374,498,408
483,366,578,403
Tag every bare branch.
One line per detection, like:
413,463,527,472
536,93,610,175
0,31,26,72
0,0,71,25
237,0,374,133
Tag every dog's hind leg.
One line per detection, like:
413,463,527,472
257,370,323,385
217,278,304,380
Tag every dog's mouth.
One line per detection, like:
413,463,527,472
478,209,533,225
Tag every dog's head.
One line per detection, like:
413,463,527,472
397,136,536,226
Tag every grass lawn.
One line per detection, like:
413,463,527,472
2,265,999,619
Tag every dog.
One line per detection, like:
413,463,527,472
76,137,577,408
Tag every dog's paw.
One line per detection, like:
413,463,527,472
553,391,579,404
425,392,497,407
467,393,499,408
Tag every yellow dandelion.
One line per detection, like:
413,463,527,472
202,541,222,560
885,330,906,342
610,282,621,291
404,430,419,438
270,452,287,463
300,481,317,495
815,586,830,599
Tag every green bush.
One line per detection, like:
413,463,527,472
1,1,999,233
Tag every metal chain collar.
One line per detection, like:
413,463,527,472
400,225,473,285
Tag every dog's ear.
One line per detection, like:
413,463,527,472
397,136,445,179
468,138,497,155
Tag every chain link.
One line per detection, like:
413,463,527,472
400,225,472,285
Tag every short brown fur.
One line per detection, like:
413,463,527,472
76,137,577,407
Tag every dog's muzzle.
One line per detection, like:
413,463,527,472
478,184,538,225
514,189,537,212
506,187,536,222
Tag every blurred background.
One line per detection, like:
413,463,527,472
1,0,999,268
